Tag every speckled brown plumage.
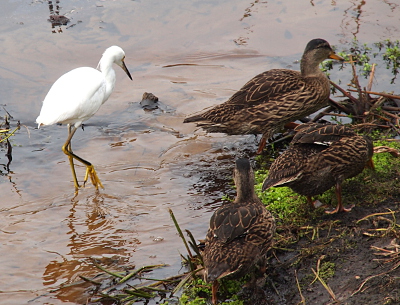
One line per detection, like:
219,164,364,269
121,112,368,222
262,123,374,213
184,39,344,152
203,158,275,304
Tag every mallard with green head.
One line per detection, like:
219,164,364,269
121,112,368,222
184,39,344,153
203,158,275,304
262,123,398,213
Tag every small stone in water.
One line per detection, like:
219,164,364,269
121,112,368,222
48,15,70,26
140,92,159,110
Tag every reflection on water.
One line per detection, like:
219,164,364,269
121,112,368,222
343,0,366,38
47,0,66,33
340,0,399,41
41,193,140,303
0,0,399,304
0,111,17,174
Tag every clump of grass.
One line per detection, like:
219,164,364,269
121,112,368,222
318,261,336,281
67,210,205,305
179,277,244,305
178,278,212,305
83,261,177,304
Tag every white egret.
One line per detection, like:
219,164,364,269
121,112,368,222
36,46,132,190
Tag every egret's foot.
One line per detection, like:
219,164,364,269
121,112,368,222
73,182,81,192
71,175,81,191
325,204,355,214
83,165,104,190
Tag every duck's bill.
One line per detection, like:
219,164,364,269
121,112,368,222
329,53,345,61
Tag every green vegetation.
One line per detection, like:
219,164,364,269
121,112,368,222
318,261,336,281
322,38,400,83
255,177,323,226
179,278,244,305
178,278,212,305
377,39,400,83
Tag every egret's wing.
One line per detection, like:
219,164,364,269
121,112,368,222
37,67,106,126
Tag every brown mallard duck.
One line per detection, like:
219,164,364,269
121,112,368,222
262,123,387,214
203,158,275,304
184,39,344,153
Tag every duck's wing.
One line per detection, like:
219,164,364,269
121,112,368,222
227,69,304,105
262,143,325,190
309,135,373,181
292,123,356,145
208,203,265,244
184,69,305,124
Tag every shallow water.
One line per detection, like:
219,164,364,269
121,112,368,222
0,0,399,304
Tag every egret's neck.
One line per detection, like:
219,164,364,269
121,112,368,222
98,60,116,101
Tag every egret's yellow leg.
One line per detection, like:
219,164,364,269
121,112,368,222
62,125,104,190
62,125,80,189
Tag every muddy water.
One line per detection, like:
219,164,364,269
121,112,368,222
0,0,399,304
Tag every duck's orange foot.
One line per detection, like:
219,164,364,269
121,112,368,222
256,137,267,154
211,280,219,305
325,204,355,214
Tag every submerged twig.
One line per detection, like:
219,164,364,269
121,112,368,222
119,264,167,284
0,125,20,143
79,275,102,285
90,258,125,278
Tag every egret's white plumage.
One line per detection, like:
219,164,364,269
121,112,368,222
37,46,131,127
37,67,107,127
36,45,132,190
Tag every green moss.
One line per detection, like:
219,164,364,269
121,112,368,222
255,177,322,226
372,140,400,173
179,278,210,305
179,277,245,305
318,261,335,281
